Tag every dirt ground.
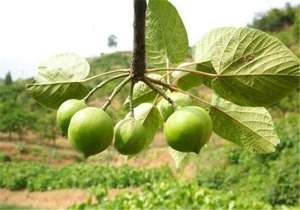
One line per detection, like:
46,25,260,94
0,132,176,167
0,188,140,209
0,189,88,209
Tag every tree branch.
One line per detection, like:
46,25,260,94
132,0,147,79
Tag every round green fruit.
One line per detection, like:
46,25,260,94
114,118,148,155
57,99,87,135
163,106,213,153
157,92,193,121
68,107,114,157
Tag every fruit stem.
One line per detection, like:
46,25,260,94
146,68,217,78
82,69,130,83
132,0,147,80
102,76,132,110
84,73,129,102
129,79,135,118
166,58,171,84
145,76,212,109
142,78,175,106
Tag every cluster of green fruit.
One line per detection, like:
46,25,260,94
57,92,213,158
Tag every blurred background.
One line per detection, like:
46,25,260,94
0,0,299,209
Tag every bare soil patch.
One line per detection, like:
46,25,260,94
0,189,88,209
0,188,140,210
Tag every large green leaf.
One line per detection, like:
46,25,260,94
209,94,280,153
195,27,300,106
36,53,90,83
27,53,90,109
146,0,188,66
27,82,88,109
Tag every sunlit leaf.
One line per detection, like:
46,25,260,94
36,53,90,83
194,27,300,106
146,0,188,66
210,94,280,153
27,53,90,109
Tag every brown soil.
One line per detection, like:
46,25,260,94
0,189,88,209
0,188,140,210
0,141,80,166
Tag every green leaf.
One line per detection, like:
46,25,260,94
146,0,188,66
209,94,280,153
193,27,237,63
26,82,89,109
124,74,162,107
126,103,163,147
172,62,216,90
195,27,300,106
36,53,90,83
27,53,90,109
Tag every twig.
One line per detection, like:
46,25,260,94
84,73,129,102
146,67,217,78
102,76,132,110
145,76,212,109
142,78,174,106
82,69,130,83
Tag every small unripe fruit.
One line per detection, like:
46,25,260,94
68,107,114,157
157,92,193,121
114,118,148,155
164,106,212,153
57,99,87,135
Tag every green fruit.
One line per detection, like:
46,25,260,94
164,106,213,153
157,92,193,121
68,107,114,157
114,118,148,155
57,99,87,135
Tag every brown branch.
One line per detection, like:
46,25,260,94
132,0,147,79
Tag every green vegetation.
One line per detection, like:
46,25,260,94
197,114,300,206
0,204,35,210
0,163,171,191
70,181,271,210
